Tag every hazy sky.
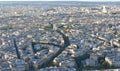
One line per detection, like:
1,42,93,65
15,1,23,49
0,0,120,1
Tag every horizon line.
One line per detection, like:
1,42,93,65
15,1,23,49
0,0,120,2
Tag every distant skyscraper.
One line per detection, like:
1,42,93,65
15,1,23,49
54,24,58,30
102,6,107,13
51,24,57,30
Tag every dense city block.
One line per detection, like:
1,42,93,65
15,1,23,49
0,1,120,71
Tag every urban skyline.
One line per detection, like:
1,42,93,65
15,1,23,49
0,1,120,71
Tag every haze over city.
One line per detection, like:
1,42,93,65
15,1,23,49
0,0,120,2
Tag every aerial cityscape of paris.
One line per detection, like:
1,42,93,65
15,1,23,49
0,0,120,71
